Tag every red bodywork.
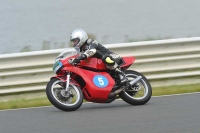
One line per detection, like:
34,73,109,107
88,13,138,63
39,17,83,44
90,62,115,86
53,56,135,103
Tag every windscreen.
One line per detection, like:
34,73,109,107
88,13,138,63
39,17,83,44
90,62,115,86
56,48,78,61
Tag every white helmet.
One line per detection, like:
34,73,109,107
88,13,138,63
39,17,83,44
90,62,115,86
70,29,88,52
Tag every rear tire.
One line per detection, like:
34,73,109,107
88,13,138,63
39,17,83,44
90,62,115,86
119,70,152,105
46,78,83,111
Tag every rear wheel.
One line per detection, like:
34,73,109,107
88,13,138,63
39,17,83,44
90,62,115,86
119,70,152,105
46,78,83,111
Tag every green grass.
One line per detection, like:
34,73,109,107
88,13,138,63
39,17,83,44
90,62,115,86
153,84,200,96
0,97,51,110
0,83,199,110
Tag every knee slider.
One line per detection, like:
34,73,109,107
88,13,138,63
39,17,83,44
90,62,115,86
105,57,115,66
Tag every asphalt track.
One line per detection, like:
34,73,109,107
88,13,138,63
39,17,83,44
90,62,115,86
0,93,200,133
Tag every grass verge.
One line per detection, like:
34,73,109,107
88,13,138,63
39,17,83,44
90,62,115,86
0,83,200,110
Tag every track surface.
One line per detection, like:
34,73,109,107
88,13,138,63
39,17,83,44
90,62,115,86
0,93,200,133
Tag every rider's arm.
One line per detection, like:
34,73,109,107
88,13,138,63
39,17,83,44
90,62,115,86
82,40,98,58
73,40,101,64
73,49,93,63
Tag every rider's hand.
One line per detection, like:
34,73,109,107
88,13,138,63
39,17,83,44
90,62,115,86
72,58,81,65
71,54,87,65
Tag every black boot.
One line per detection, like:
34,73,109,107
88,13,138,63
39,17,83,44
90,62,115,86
114,67,128,84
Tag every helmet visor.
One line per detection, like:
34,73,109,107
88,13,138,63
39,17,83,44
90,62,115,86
71,38,80,47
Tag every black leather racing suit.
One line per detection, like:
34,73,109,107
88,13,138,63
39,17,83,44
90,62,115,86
76,39,127,84
80,39,122,68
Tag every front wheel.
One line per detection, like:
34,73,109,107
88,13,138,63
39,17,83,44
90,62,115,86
119,70,152,105
46,78,83,111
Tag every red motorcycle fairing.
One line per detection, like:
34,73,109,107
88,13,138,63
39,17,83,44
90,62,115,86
77,56,135,70
120,56,135,69
77,69,115,103
51,56,135,103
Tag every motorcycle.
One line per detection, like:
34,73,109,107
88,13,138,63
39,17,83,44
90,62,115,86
46,49,152,111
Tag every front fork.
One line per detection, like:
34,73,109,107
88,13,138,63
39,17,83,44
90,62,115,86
65,72,71,92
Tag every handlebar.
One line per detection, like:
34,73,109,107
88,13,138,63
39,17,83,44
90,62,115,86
68,58,75,65
68,58,79,66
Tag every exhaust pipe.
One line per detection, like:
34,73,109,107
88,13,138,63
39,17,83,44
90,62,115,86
108,86,126,98
108,76,142,99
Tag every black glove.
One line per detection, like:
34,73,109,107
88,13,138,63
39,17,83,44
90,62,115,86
72,58,81,65
72,54,87,65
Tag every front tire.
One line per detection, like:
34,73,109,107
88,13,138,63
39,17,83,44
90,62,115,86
119,70,152,105
46,78,83,111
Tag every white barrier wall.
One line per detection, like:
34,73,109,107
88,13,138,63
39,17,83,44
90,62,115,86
0,37,200,97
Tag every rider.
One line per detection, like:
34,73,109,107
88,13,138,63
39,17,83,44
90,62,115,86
70,29,127,84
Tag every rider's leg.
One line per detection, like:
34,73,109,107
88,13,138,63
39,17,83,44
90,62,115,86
103,56,127,84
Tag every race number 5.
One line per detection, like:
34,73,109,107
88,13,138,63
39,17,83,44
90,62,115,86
93,75,108,88
98,77,104,85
